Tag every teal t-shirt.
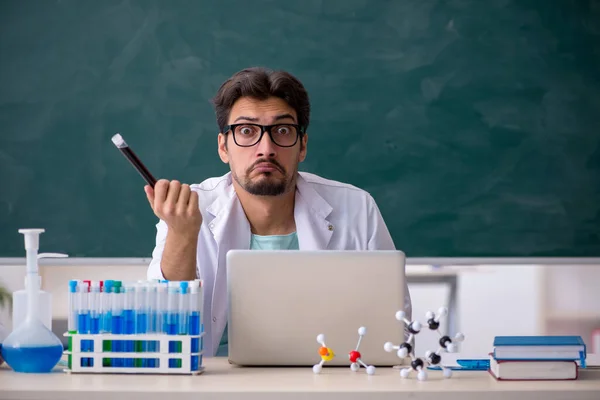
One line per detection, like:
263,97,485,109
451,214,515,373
216,231,299,357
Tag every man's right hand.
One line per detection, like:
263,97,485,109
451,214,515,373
144,179,202,236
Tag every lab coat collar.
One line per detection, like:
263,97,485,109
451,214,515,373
206,172,334,250
206,174,247,247
294,173,334,250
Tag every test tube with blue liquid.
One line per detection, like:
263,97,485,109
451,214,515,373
67,280,79,369
188,280,202,371
147,281,159,368
134,282,147,367
89,282,101,334
111,281,123,367
101,280,113,367
157,282,168,349
166,281,179,368
149,282,166,368
178,282,189,336
88,281,101,366
123,282,135,367
77,281,90,366
177,281,189,367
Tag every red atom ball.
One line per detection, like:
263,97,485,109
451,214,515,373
349,350,361,363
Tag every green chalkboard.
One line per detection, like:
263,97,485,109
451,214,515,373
1,0,599,258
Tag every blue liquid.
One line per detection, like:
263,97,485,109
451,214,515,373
123,310,135,334
167,315,178,368
151,312,157,333
161,312,169,333
135,313,148,368
1,345,63,373
147,340,157,368
111,315,123,335
167,313,178,335
123,310,135,367
78,312,91,366
111,315,123,367
179,315,188,335
78,313,90,355
189,313,200,335
166,313,179,368
167,323,178,335
147,312,157,368
166,311,178,369
135,313,147,334
90,317,101,334
189,313,200,353
78,313,90,333
103,311,112,333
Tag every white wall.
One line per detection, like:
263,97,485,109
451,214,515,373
406,265,542,357
458,265,542,355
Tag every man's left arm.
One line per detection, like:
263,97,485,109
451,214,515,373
366,194,413,324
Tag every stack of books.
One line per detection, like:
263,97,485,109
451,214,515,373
489,335,586,381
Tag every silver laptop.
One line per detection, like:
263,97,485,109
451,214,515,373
226,250,406,367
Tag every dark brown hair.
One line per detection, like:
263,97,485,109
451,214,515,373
212,67,310,133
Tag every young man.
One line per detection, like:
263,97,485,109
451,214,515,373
146,67,412,357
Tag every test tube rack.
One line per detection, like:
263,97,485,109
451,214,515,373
63,332,205,375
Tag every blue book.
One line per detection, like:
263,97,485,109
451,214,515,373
492,336,586,366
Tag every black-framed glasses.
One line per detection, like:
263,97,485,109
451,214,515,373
224,123,305,147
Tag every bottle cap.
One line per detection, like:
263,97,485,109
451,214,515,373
18,229,45,251
69,280,79,293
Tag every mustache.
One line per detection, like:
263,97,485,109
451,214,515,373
248,158,285,174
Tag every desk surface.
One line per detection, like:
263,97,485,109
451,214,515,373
1,358,600,400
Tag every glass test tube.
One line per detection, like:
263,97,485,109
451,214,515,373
68,280,79,335
77,281,90,366
123,282,135,367
166,281,179,368
102,280,114,367
157,282,168,337
67,280,79,370
111,281,123,367
188,280,201,371
89,281,101,335
176,281,189,368
134,281,147,368
178,281,189,335
147,281,158,368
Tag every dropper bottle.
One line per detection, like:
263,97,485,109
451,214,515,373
12,232,68,331
0,229,65,373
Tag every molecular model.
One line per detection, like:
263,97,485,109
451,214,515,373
312,327,375,375
349,327,375,375
313,334,335,374
383,307,465,381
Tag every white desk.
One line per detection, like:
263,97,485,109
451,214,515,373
1,358,599,400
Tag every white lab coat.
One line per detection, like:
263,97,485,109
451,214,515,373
147,171,412,356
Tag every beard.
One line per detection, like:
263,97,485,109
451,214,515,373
233,158,292,196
